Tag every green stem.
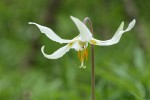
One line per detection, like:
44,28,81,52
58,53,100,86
83,17,95,100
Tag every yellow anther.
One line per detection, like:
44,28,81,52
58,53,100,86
80,51,84,62
84,48,88,61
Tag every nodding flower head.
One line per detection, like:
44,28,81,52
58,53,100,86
29,16,136,68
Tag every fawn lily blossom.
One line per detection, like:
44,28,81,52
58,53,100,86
29,16,136,68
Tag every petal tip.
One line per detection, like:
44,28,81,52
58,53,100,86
120,21,124,28
28,22,32,24
130,19,136,27
70,16,75,20
131,19,136,25
132,19,136,24
28,22,35,24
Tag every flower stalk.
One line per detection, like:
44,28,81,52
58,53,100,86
83,17,95,100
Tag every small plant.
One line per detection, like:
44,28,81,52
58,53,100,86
29,16,135,100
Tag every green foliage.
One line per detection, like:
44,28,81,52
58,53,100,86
0,0,150,100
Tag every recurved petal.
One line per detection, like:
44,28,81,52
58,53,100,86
125,19,136,31
89,32,123,46
90,19,136,46
29,22,71,44
112,22,124,38
41,44,71,59
70,16,92,42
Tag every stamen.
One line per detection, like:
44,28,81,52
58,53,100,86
78,48,88,68
81,51,84,62
85,48,88,61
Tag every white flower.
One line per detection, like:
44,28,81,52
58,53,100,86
29,16,136,68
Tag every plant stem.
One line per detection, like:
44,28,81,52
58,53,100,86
83,17,95,100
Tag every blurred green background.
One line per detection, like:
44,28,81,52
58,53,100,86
0,0,150,100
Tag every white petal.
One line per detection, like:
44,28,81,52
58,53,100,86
71,40,82,51
90,19,136,46
70,16,92,42
29,22,71,44
41,44,71,59
71,41,80,51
